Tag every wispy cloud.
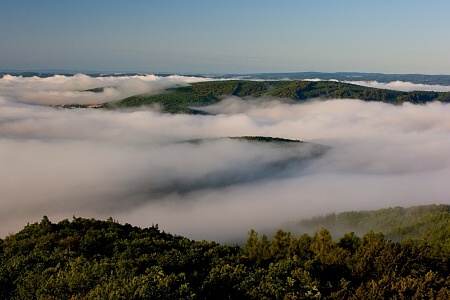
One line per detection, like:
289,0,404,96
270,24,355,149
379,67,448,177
345,80,450,92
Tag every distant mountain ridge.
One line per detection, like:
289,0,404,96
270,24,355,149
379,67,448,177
215,72,450,85
3,71,450,85
108,79,450,113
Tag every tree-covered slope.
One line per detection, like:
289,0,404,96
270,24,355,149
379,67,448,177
0,216,238,299
1,207,450,299
297,204,450,244
107,80,450,113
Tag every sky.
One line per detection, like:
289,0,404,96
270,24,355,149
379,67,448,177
1,0,450,74
1,74,450,241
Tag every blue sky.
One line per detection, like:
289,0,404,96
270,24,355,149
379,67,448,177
1,0,450,74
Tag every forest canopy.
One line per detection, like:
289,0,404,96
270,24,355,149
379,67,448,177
106,80,450,113
1,204,450,299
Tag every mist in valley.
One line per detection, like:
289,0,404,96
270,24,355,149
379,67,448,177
1,74,450,242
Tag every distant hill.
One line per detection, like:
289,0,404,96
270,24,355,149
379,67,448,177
184,136,304,144
148,136,328,197
107,80,450,113
4,71,450,85
217,72,450,85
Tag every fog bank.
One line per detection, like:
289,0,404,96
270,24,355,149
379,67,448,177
0,73,211,105
1,75,449,242
346,80,450,92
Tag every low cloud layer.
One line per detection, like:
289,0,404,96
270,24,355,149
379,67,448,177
1,75,450,242
346,80,450,92
0,73,211,105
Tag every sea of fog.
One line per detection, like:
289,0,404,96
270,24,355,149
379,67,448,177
1,74,450,242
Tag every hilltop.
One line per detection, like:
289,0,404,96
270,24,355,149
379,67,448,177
106,80,450,113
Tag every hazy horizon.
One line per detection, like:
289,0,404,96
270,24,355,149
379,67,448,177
2,1,450,74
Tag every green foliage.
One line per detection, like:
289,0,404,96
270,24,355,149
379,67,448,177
297,204,450,248
1,211,450,299
0,217,237,299
106,80,450,113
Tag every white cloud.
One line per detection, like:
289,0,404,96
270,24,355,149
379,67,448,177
0,73,211,105
1,75,450,242
346,80,450,92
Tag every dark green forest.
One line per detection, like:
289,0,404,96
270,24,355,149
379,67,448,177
106,80,450,113
2,204,450,299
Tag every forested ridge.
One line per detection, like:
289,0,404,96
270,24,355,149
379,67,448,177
297,204,450,247
107,80,450,113
2,205,450,299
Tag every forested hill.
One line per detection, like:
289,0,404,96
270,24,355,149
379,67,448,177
107,80,450,113
2,205,450,299
297,204,450,244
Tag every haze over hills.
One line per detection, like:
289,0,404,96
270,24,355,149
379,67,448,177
7,71,448,113
1,72,450,242
295,204,450,243
4,70,450,85
213,72,450,86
